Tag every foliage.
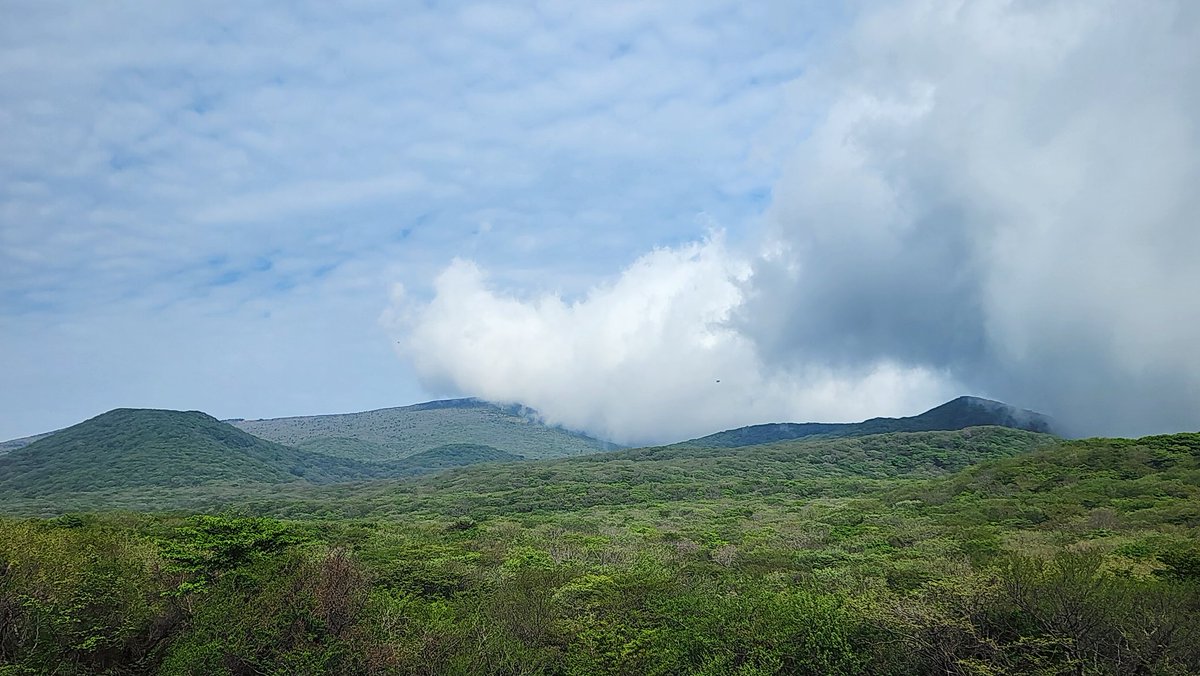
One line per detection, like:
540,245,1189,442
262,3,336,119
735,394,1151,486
0,431,1197,673
156,515,311,593
232,398,619,461
0,516,168,674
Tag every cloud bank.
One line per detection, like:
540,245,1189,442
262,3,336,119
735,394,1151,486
391,234,955,445
393,0,1200,442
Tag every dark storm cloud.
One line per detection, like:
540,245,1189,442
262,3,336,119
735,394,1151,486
398,0,1200,443
740,0,1200,436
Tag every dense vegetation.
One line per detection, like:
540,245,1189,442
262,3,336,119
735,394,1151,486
0,426,1050,516
680,395,1054,448
231,398,619,461
1,429,1198,674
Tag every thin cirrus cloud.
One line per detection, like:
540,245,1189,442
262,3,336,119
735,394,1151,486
393,0,1200,442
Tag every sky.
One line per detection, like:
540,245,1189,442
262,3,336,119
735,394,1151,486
2,0,1198,445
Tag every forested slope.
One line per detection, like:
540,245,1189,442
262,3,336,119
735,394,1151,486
1,430,1197,674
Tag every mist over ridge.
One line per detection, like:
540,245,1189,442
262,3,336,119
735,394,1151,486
391,0,1200,443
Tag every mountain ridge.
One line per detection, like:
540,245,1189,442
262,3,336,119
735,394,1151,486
676,395,1054,448
0,408,381,497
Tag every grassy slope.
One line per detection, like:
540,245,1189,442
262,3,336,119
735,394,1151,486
233,398,619,461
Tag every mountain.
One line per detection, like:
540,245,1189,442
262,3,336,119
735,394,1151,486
676,396,1055,448
231,398,621,461
0,408,380,498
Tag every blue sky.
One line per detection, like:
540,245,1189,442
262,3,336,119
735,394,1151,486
0,1,838,439
3,1,1199,443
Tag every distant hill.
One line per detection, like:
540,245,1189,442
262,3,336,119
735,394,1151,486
196,426,1060,520
677,396,1054,448
0,408,380,498
231,398,620,461
0,432,54,455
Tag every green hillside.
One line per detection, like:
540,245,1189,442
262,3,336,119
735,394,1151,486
0,408,378,498
679,395,1055,448
0,410,543,512
1,430,1196,674
359,444,525,480
232,398,620,461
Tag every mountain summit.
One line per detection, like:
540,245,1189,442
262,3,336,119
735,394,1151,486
677,396,1054,448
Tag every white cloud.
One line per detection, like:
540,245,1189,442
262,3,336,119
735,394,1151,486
392,0,1200,441
389,234,957,444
